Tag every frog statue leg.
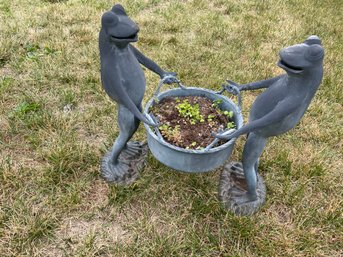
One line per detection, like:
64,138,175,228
239,133,267,201
101,104,148,185
218,132,267,216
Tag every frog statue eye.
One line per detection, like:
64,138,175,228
305,45,324,61
304,35,321,46
112,4,127,15
101,11,119,27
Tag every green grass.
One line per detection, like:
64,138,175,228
1,0,342,256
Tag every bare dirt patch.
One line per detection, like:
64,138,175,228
59,218,128,242
82,179,109,210
41,217,131,255
0,65,12,76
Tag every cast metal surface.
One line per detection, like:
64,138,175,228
99,4,175,184
144,80,244,173
219,162,266,216
216,35,324,214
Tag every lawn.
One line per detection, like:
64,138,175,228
0,0,342,256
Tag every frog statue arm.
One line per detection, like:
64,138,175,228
225,74,286,92
129,45,177,82
214,99,299,140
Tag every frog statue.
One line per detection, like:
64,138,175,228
215,35,324,215
99,4,176,184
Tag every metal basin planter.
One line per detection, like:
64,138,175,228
143,78,243,173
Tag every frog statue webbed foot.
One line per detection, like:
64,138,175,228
101,141,148,185
218,162,266,216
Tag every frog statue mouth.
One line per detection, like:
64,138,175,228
278,59,304,74
110,33,138,43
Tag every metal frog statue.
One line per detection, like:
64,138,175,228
98,4,324,215
216,35,324,215
99,4,176,184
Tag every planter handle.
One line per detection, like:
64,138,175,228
154,75,187,98
201,81,243,151
216,81,242,110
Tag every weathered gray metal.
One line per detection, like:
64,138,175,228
99,4,176,184
215,35,324,215
144,79,244,173
219,162,266,216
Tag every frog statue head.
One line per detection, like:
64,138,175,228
278,35,324,75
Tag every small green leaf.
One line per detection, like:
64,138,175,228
227,122,235,129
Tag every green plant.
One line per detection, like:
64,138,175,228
223,111,235,128
223,110,233,119
212,99,222,108
159,124,182,142
207,114,215,122
226,121,235,129
211,101,235,128
176,99,204,124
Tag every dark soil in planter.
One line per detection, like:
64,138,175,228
149,96,236,149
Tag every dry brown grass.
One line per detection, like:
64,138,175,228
1,0,342,256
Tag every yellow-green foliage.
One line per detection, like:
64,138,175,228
176,99,205,124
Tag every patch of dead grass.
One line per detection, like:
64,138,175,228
1,0,342,256
38,217,131,256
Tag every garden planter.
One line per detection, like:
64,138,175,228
143,77,243,173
